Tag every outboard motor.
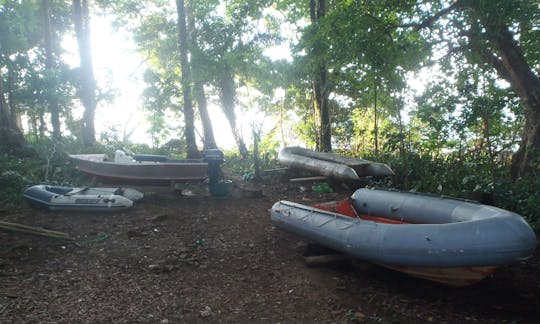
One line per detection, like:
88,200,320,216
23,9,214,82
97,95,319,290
203,149,224,185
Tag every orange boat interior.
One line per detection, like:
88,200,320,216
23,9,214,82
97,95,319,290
313,199,407,225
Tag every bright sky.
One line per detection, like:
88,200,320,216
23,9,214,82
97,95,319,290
87,16,238,149
65,13,424,151
62,14,291,150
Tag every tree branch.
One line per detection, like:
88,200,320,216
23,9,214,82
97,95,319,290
399,0,469,30
478,49,513,84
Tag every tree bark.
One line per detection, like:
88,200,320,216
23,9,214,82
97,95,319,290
175,0,200,158
310,0,332,152
42,0,61,140
72,0,97,147
218,67,248,158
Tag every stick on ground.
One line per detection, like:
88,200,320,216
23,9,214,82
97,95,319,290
0,221,73,240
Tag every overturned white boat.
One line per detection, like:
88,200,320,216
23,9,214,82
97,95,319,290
24,185,143,211
270,188,537,286
278,147,394,182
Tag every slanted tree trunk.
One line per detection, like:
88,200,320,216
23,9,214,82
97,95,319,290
175,0,200,158
476,18,540,177
194,82,217,150
218,66,248,158
42,0,61,140
412,1,540,177
72,0,96,147
310,0,331,152
187,7,217,151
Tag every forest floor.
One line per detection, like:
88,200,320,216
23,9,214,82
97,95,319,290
1,177,539,323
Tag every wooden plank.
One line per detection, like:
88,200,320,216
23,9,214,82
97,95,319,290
0,221,73,240
289,176,328,183
263,167,288,173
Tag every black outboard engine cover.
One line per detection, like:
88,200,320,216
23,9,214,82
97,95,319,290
203,149,224,185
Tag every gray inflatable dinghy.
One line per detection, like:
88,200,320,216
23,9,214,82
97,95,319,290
24,185,143,211
278,146,394,181
270,188,537,286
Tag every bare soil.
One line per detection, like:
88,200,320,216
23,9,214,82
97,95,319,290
1,179,539,323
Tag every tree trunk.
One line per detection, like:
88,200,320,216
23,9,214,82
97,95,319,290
6,63,23,132
373,80,379,154
0,75,25,152
478,19,540,177
218,67,249,158
175,0,200,158
187,6,217,151
72,0,96,147
253,128,261,180
43,0,61,140
194,82,217,150
310,0,332,152
414,1,540,176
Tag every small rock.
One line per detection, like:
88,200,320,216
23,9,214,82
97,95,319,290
150,214,168,222
148,263,174,273
165,265,174,272
354,312,366,322
200,305,212,318
127,229,148,238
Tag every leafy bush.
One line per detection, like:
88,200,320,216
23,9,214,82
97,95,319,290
0,139,89,206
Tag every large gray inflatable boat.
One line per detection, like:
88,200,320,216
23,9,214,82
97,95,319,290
270,188,537,285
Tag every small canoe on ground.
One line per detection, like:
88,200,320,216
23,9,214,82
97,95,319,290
24,185,143,211
270,188,537,286
278,146,394,182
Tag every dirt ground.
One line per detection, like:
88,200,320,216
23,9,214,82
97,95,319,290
1,179,539,323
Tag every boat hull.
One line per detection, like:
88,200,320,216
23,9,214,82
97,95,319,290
69,154,208,185
269,189,537,286
378,264,496,287
24,185,136,211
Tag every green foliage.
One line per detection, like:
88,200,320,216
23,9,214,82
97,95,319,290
222,132,281,178
0,138,84,206
0,156,34,204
